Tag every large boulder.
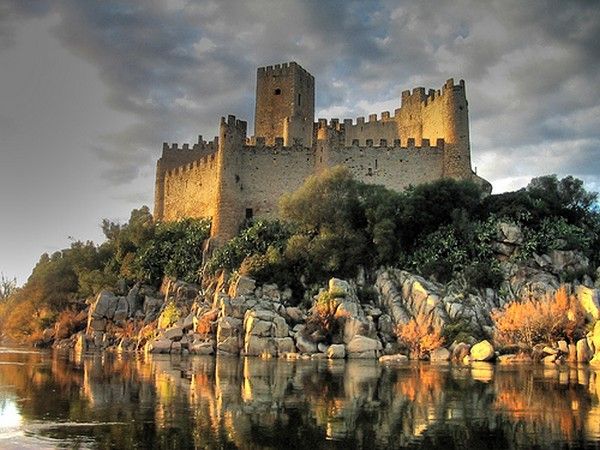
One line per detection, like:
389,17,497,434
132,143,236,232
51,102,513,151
89,290,119,320
327,344,346,359
346,335,382,359
113,297,129,322
470,340,495,362
430,347,450,362
216,317,242,355
549,250,589,275
146,339,172,354
228,276,256,298
295,333,318,354
577,286,600,321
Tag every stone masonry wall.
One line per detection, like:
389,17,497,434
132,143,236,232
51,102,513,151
161,153,219,222
241,144,316,218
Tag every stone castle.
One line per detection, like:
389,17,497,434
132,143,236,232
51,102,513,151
154,62,490,243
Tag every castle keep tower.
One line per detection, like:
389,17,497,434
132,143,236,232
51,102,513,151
254,62,314,146
154,62,490,242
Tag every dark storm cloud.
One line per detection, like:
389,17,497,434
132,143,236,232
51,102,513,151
1,0,599,189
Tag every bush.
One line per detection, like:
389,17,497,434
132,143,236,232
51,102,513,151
135,218,211,285
158,301,181,329
204,219,291,275
395,313,445,359
303,291,347,344
492,286,585,349
464,261,504,290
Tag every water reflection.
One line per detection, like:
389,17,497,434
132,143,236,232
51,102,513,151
0,347,599,449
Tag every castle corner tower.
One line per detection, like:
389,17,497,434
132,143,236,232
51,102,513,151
254,62,314,146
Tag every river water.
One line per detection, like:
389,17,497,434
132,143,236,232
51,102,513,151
0,347,599,449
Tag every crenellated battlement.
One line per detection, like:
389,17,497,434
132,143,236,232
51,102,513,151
334,137,444,152
401,78,465,107
155,61,488,239
257,61,314,81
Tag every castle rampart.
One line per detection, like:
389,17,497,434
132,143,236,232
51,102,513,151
154,62,490,242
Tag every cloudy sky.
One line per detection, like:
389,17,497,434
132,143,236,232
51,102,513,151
1,0,599,283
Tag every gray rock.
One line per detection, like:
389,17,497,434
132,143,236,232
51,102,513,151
327,344,346,359
229,276,256,298
126,284,141,316
275,337,295,354
430,347,450,362
90,290,119,320
285,307,304,323
295,334,318,354
498,222,523,245
163,327,184,341
329,278,351,297
113,297,129,322
262,284,281,301
273,316,289,338
346,335,382,354
147,339,172,354
244,335,276,356
216,317,242,355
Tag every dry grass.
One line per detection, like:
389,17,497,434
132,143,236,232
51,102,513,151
492,285,585,348
395,312,445,359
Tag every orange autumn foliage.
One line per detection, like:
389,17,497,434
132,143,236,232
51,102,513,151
395,313,445,359
492,286,585,348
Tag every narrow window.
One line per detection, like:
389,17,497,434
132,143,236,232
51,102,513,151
375,159,378,169
274,88,281,95
245,208,253,220
298,93,301,105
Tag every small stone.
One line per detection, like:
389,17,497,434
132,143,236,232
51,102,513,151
430,347,450,362
542,346,558,355
379,354,408,364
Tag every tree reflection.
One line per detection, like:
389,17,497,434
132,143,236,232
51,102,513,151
0,349,599,449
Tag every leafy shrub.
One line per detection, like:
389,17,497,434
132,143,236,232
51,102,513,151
395,313,445,359
492,286,585,348
204,219,291,275
158,301,181,329
464,261,504,290
135,218,211,285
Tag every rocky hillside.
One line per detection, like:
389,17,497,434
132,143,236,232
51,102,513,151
52,220,600,366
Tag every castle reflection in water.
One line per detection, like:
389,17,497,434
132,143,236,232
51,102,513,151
1,349,600,449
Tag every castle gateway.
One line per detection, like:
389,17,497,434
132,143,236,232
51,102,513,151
154,62,490,242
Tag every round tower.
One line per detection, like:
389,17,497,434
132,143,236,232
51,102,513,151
211,115,246,244
441,79,473,179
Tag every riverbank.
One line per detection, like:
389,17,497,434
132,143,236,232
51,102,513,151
47,238,600,367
